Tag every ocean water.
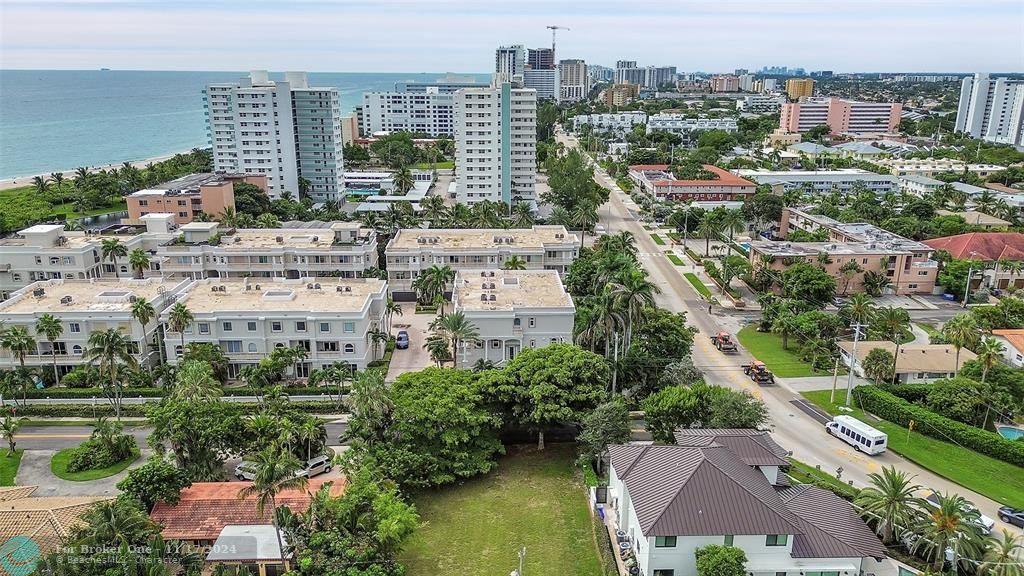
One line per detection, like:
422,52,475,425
0,70,488,180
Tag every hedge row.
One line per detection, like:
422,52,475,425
5,400,344,418
879,383,931,404
854,386,1024,467
23,386,343,400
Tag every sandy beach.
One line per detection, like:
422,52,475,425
0,152,186,192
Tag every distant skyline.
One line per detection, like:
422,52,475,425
1,0,1022,73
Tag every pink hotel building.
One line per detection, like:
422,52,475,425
780,97,902,135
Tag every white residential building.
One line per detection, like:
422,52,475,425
160,277,387,377
0,278,191,377
155,221,378,280
955,73,1024,147
360,90,455,137
454,80,537,204
738,73,755,92
0,215,179,300
495,45,526,84
523,69,560,102
992,330,1024,368
452,269,575,367
384,226,578,299
646,115,738,136
876,158,1005,179
736,94,786,114
572,112,648,134
395,74,488,93
733,169,899,195
559,59,588,103
204,71,344,202
839,342,976,384
899,175,944,196
608,432,887,576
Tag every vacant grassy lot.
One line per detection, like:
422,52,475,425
803,390,1024,508
0,450,24,486
400,444,612,576
51,448,140,481
412,161,454,170
736,326,831,378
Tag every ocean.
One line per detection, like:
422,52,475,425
0,70,488,180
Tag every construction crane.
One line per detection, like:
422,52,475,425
546,25,570,61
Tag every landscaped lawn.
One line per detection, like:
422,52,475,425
916,322,943,344
787,458,858,500
735,326,831,378
400,444,612,576
649,233,665,245
50,448,140,481
684,273,712,298
0,450,24,486
412,161,454,170
802,390,1024,509
666,253,685,266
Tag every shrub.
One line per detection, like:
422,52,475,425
854,386,1024,467
6,400,343,418
66,435,137,472
60,366,102,389
23,387,165,399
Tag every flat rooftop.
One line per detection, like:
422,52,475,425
0,279,186,314
210,226,371,249
174,278,386,314
750,240,918,257
388,226,576,251
735,169,895,180
129,173,245,196
455,270,573,311
629,164,754,188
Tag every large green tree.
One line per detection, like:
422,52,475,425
695,545,748,576
577,398,631,475
147,398,246,481
117,458,192,511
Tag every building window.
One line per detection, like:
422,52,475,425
653,571,675,576
344,343,354,354
530,339,536,348
766,534,788,547
222,341,242,353
296,321,307,332
529,317,536,328
198,323,210,335
343,322,355,333
247,321,257,332
271,321,283,332
724,535,734,546
320,322,331,333
72,345,82,355
655,536,676,548
223,322,233,332
69,323,81,333
248,343,257,352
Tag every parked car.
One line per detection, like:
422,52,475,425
998,506,1024,528
395,330,410,349
234,461,258,481
921,490,995,534
296,455,333,479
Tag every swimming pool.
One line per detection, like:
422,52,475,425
996,425,1024,441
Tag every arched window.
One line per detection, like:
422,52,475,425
120,266,128,273
275,343,285,349
72,345,82,354
344,344,354,354
248,343,257,352
174,345,183,357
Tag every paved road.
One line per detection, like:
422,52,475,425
1,394,346,406
557,132,1022,536
15,449,151,496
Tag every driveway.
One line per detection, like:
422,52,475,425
16,449,151,496
386,304,435,380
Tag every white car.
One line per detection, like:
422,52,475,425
234,461,258,481
234,455,333,481
920,490,995,534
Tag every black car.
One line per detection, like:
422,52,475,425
998,506,1024,528
395,330,410,350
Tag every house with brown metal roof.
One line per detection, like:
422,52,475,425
607,436,885,576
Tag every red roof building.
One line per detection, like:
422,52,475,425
923,232,1024,262
150,479,345,543
628,164,756,202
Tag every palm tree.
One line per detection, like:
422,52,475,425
0,414,26,456
771,304,796,350
172,360,221,401
696,211,723,257
942,313,979,375
913,492,985,573
74,498,157,548
84,329,137,420
384,296,402,334
975,337,1005,385
101,238,128,277
297,416,326,461
874,307,910,383
510,202,535,228
366,328,389,360
309,361,351,408
420,195,447,223
50,172,66,195
841,293,876,325
854,466,922,545
503,255,528,270
570,201,599,247
130,297,157,369
978,530,1023,576
255,213,280,229
237,447,307,559
127,248,150,279
424,334,452,367
429,311,480,368
473,358,498,372
32,176,51,195
393,167,415,195
166,303,194,356
218,206,239,227
345,368,393,446
839,260,863,295
861,270,891,297
34,314,63,386
0,327,35,403
609,268,660,350
720,208,746,245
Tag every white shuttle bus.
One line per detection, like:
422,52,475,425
826,415,888,455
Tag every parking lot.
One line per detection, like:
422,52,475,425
386,303,436,380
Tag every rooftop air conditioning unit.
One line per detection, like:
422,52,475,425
336,286,344,292
276,236,284,243
32,288,45,298
211,286,219,292
489,283,496,289
480,294,488,301
344,286,351,292
482,283,489,289
418,237,427,244
60,295,73,305
314,283,321,289
489,271,495,277
312,236,319,242
255,284,261,290
246,285,253,291
480,271,487,277
489,294,496,301
307,283,314,289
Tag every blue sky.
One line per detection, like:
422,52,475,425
1,0,1022,73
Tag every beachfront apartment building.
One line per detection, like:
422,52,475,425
360,90,456,137
737,94,786,114
204,71,344,203
126,173,264,225
451,269,575,367
453,80,537,204
628,164,757,204
733,169,898,195
395,74,488,94
155,221,378,280
384,225,578,300
159,277,387,377
646,115,738,136
0,215,179,301
523,69,560,102
0,278,190,377
779,97,902,134
955,73,1024,147
495,45,527,84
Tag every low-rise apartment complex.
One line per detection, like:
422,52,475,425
452,269,574,367
628,164,756,203
733,169,898,195
750,208,939,295
160,277,387,377
385,225,578,300
156,222,378,280
839,342,976,383
126,173,262,225
0,278,190,377
876,158,1004,179
572,112,648,133
646,115,738,136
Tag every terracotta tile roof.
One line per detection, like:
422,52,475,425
993,329,1024,354
628,164,670,171
674,429,790,466
651,165,756,188
150,479,345,541
0,487,111,553
923,232,1024,262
